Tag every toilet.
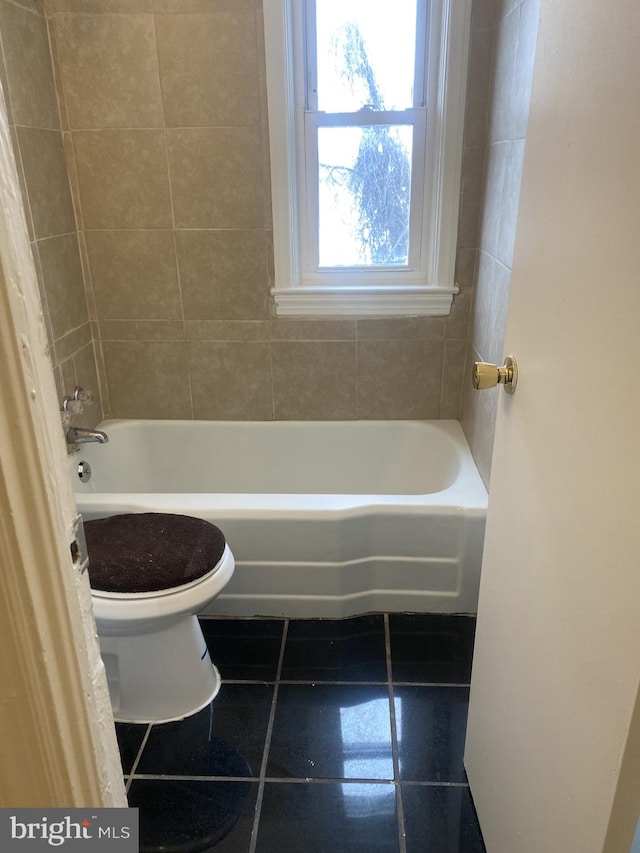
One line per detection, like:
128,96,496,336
84,512,234,724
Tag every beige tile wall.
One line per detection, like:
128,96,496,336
0,0,496,425
41,0,497,422
0,0,103,427
461,0,540,484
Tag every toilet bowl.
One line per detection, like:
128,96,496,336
84,513,235,725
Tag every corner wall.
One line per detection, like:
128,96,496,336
0,0,103,425
461,0,539,485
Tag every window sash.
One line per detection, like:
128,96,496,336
302,0,429,281
303,0,429,112
302,108,427,277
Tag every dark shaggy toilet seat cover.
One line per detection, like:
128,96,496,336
84,512,227,594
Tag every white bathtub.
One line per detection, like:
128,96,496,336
72,419,487,618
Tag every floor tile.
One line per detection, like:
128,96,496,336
394,686,469,783
128,778,258,853
114,722,148,775
389,614,476,683
135,685,273,778
115,613,484,852
199,618,284,681
281,615,387,682
256,781,400,852
402,784,486,852
267,683,393,780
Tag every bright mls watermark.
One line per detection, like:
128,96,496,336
1,809,138,851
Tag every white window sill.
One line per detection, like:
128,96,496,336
271,285,458,317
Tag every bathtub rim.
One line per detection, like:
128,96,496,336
71,417,488,514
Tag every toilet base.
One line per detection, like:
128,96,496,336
99,615,221,724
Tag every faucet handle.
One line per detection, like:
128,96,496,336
73,386,95,405
61,395,82,414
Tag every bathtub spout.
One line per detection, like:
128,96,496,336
67,426,109,445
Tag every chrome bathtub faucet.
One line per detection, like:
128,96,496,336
66,426,109,445
61,386,108,444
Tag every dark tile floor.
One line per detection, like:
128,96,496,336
117,613,486,853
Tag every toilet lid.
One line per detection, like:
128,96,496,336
84,513,227,594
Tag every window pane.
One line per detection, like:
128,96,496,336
315,0,418,112
318,124,412,267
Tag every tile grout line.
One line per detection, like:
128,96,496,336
248,618,289,853
124,724,153,795
392,681,472,689
394,780,471,788
218,678,470,688
385,614,408,853
149,8,195,419
127,773,405,784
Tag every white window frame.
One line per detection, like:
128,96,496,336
264,0,471,317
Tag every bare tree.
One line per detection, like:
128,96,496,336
322,21,411,265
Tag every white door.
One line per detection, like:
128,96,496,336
464,2,640,852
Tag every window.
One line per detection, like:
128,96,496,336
264,0,471,316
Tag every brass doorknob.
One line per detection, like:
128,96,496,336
473,355,518,394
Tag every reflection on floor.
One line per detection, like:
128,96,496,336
117,613,486,852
